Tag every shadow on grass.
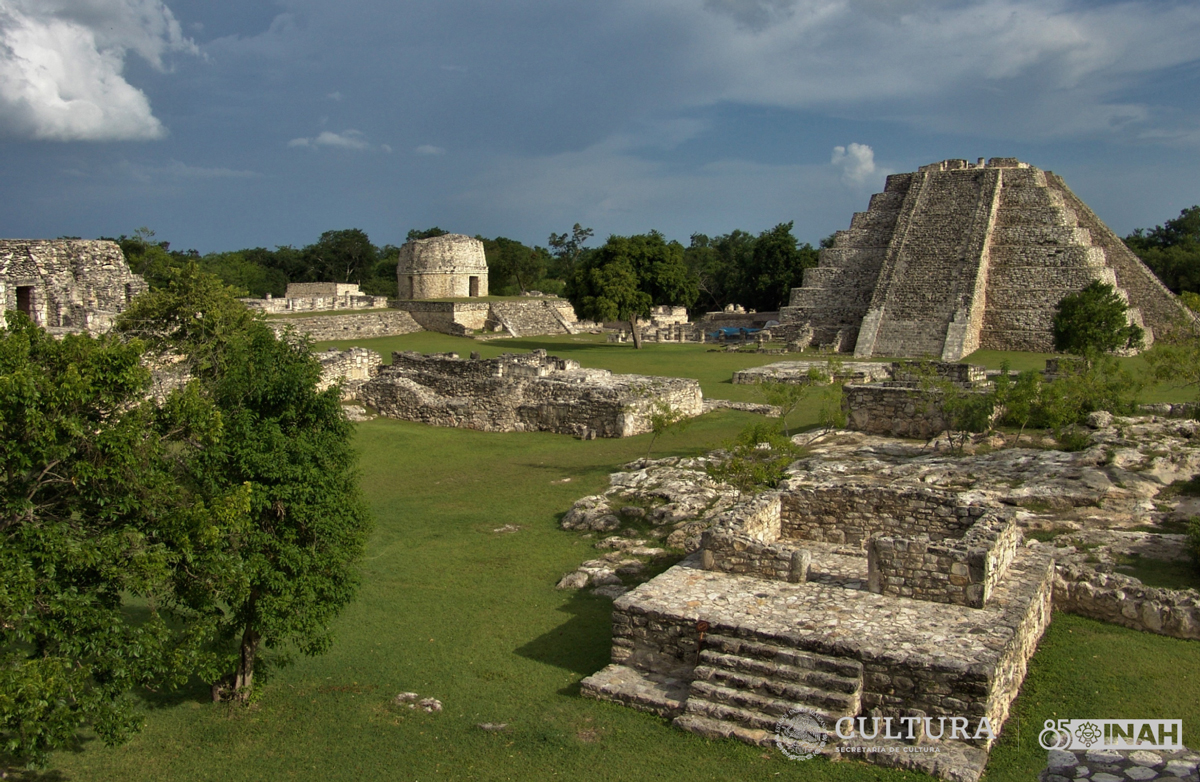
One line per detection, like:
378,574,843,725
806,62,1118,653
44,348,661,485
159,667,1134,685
0,766,71,782
514,590,614,686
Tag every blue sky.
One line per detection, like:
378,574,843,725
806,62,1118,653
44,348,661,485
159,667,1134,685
2,0,1200,254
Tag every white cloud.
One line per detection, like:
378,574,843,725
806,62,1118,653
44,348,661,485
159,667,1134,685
415,144,445,156
0,0,196,141
288,129,372,150
831,143,877,185
122,159,262,182
326,91,342,101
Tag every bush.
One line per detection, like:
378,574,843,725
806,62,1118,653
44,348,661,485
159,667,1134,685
706,422,807,492
1053,281,1144,355
1189,517,1200,574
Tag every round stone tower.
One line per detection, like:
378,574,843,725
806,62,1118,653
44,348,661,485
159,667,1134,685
396,234,489,299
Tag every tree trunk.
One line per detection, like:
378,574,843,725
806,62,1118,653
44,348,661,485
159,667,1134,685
630,317,642,349
234,615,260,702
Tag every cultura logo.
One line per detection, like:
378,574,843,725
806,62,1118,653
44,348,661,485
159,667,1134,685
775,707,829,761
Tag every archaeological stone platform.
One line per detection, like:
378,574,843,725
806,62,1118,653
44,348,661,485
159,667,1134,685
582,480,1055,781
359,349,703,438
1,240,147,334
778,158,1191,360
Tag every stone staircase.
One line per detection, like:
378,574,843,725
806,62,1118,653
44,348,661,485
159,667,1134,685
672,632,863,745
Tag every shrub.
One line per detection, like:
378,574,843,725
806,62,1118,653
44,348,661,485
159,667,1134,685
1052,281,1144,355
706,422,807,492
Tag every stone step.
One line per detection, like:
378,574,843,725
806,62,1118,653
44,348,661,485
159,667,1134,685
694,663,861,715
672,713,777,747
698,648,861,694
579,664,689,718
684,681,848,729
702,633,864,679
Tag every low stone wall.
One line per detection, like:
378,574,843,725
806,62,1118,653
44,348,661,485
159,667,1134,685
265,310,423,341
395,301,491,335
732,360,893,385
778,483,976,545
1054,563,1200,640
699,494,812,582
359,349,704,437
843,384,948,439
892,361,987,386
867,513,1018,607
316,347,382,400
488,299,574,337
243,293,388,314
610,605,699,676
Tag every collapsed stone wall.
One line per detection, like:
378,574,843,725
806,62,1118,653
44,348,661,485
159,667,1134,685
359,349,704,437
244,290,388,314
1,239,147,334
315,347,382,400
265,310,423,341
698,494,810,582
733,360,893,385
487,299,574,336
867,513,1019,607
778,483,976,545
1053,564,1200,640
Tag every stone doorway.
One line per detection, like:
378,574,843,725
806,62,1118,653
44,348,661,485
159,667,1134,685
16,286,33,317
469,276,480,297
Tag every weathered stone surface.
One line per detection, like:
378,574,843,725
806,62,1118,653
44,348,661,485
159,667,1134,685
1039,748,1200,782
396,233,488,299
778,159,1193,360
360,349,703,437
316,347,382,400
265,310,423,341
242,282,388,314
1,239,147,334
733,360,893,386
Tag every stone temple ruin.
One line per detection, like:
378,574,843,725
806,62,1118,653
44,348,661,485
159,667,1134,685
1,240,147,334
397,233,489,299
778,158,1192,359
581,478,1052,780
359,349,703,438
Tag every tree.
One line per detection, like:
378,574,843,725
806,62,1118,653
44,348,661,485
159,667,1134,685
1052,281,1144,356
684,230,755,314
0,313,231,765
1126,206,1200,295
302,229,378,285
566,232,697,349
547,224,594,276
407,227,449,242
115,267,371,701
480,236,549,295
738,222,818,312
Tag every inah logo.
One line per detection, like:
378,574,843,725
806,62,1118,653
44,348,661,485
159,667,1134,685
775,707,828,761
1038,719,1183,751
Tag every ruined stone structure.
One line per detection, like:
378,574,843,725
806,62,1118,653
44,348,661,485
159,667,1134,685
359,349,703,438
1,240,147,334
264,310,423,341
315,347,382,400
396,234,488,299
779,158,1191,359
582,478,1053,781
243,282,388,314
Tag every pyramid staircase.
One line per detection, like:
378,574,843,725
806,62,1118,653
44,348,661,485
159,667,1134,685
672,632,863,745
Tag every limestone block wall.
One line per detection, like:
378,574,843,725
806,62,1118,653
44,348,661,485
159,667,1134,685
488,300,574,337
244,293,389,314
698,494,811,582
609,604,701,675
1054,564,1200,640
1,239,147,334
285,282,362,298
842,384,949,439
359,349,704,437
396,234,489,299
264,310,423,341
867,513,1018,608
732,360,893,385
777,483,976,545
316,347,382,400
397,301,491,335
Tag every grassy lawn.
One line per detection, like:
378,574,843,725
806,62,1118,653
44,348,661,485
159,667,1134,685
39,342,1200,781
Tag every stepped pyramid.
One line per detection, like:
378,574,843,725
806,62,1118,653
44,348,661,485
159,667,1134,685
780,158,1191,359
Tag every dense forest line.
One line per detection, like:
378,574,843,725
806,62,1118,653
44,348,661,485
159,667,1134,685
106,205,1200,316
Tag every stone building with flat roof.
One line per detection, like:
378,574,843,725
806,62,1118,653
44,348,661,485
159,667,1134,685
1,239,147,334
396,233,488,299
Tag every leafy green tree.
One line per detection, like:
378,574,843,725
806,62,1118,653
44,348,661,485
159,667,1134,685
738,222,818,312
1052,281,1144,355
407,227,449,242
566,232,697,348
547,224,594,277
1144,318,1200,410
1126,206,1200,294
115,267,372,701
684,230,755,314
302,229,378,285
0,314,233,765
480,237,550,295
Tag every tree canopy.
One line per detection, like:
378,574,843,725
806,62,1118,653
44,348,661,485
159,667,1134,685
684,223,818,314
1052,280,1145,356
1125,205,1200,295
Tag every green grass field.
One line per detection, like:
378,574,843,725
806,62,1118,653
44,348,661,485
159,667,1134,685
38,337,1200,781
